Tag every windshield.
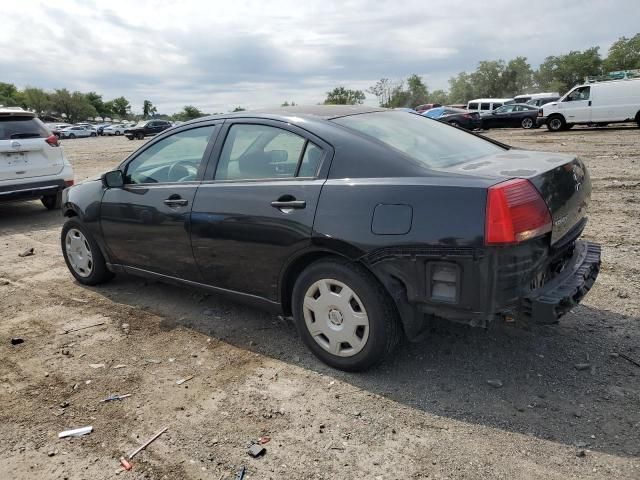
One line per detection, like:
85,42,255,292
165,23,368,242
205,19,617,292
332,111,503,168
0,116,49,140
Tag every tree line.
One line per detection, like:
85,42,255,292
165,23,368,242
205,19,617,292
324,33,640,107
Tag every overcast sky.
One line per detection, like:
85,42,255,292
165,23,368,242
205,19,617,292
2,0,638,114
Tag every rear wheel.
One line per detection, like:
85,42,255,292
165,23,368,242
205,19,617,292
547,116,565,132
115,131,121,136
61,218,114,285
41,192,62,210
521,117,534,129
292,258,401,371
69,133,76,139
136,132,144,140
90,132,97,137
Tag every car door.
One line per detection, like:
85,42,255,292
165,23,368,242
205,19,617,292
559,86,592,123
190,119,331,301
100,122,220,280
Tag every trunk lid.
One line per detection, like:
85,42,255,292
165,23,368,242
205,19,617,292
447,150,591,244
0,114,64,181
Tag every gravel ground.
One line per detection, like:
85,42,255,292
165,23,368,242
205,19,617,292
0,125,638,480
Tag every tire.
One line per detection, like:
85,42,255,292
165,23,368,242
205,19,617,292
115,131,121,136
635,112,640,128
61,218,114,286
41,192,62,210
448,121,461,128
292,258,401,371
69,133,76,139
136,132,145,140
547,116,565,132
126,135,134,140
595,123,609,127
90,132,97,137
521,117,534,129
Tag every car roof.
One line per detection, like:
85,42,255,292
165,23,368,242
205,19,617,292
0,108,35,118
468,98,514,103
193,105,387,123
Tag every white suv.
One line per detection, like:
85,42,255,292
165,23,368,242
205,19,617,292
0,108,74,209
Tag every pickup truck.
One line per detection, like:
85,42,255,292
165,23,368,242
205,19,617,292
124,120,172,140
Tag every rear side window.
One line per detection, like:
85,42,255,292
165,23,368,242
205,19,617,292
0,116,49,140
481,103,491,110
215,124,322,180
332,111,503,169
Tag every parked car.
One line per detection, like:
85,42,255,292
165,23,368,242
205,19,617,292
75,123,98,134
514,92,560,104
481,103,540,129
415,103,442,113
538,78,640,131
96,124,110,135
45,123,72,137
1,108,74,209
422,107,482,130
466,98,514,114
60,106,600,371
59,125,95,139
124,120,172,140
103,124,127,136
525,96,560,107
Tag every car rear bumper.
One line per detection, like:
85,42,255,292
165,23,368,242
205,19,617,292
519,240,600,324
0,178,69,201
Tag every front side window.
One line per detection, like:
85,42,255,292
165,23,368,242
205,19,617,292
125,125,215,184
332,111,503,169
564,86,590,102
468,103,478,109
215,124,322,180
481,103,491,110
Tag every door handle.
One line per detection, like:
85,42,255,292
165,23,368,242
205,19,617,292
164,195,188,207
588,100,592,106
271,200,306,209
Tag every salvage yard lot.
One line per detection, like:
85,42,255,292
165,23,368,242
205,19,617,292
1,126,638,479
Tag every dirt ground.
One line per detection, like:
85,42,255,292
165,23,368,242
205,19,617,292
1,125,638,480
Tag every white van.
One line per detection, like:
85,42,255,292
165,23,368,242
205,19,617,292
466,98,514,114
538,78,640,131
514,92,559,103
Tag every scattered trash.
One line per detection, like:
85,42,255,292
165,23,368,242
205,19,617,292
58,426,93,438
47,449,58,457
70,297,88,303
18,247,35,257
619,353,640,368
101,393,132,403
128,427,168,459
168,358,176,363
576,450,586,458
10,337,24,345
113,364,127,369
236,466,246,480
145,359,161,364
258,435,271,445
61,322,106,335
248,443,266,458
176,375,194,385
487,379,503,388
89,363,106,369
120,457,133,471
59,401,70,408
574,363,591,371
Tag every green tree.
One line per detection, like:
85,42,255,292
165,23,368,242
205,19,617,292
502,57,534,96
324,87,365,105
110,96,131,119
383,75,429,108
0,82,23,107
447,72,475,103
604,34,640,71
85,92,109,119
175,105,205,121
368,78,393,106
429,89,449,105
471,60,506,98
142,100,157,118
50,89,97,123
535,47,602,93
22,87,51,116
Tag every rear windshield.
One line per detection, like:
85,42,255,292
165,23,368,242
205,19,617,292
0,115,49,140
332,111,503,168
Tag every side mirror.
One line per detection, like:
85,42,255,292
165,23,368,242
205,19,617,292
102,170,124,188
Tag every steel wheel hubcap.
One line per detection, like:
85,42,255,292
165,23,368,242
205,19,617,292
65,229,93,277
523,118,533,128
303,279,369,357
550,119,561,129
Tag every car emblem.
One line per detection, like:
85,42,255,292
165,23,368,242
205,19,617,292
10,140,21,149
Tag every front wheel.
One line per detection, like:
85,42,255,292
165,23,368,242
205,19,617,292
521,117,534,129
69,133,76,139
61,218,114,285
115,131,121,136
547,116,565,132
292,258,401,371
90,132,97,137
136,132,145,140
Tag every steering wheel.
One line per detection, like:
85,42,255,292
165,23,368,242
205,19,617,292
167,160,197,182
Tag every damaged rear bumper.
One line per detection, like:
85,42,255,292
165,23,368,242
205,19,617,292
519,240,600,323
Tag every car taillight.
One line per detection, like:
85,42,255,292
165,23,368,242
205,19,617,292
485,178,552,245
537,109,543,117
45,134,59,147
64,180,74,187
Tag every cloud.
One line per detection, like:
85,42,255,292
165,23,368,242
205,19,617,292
1,0,638,113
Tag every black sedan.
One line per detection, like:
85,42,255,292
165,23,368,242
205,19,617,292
60,106,600,371
481,103,540,129
426,107,482,130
